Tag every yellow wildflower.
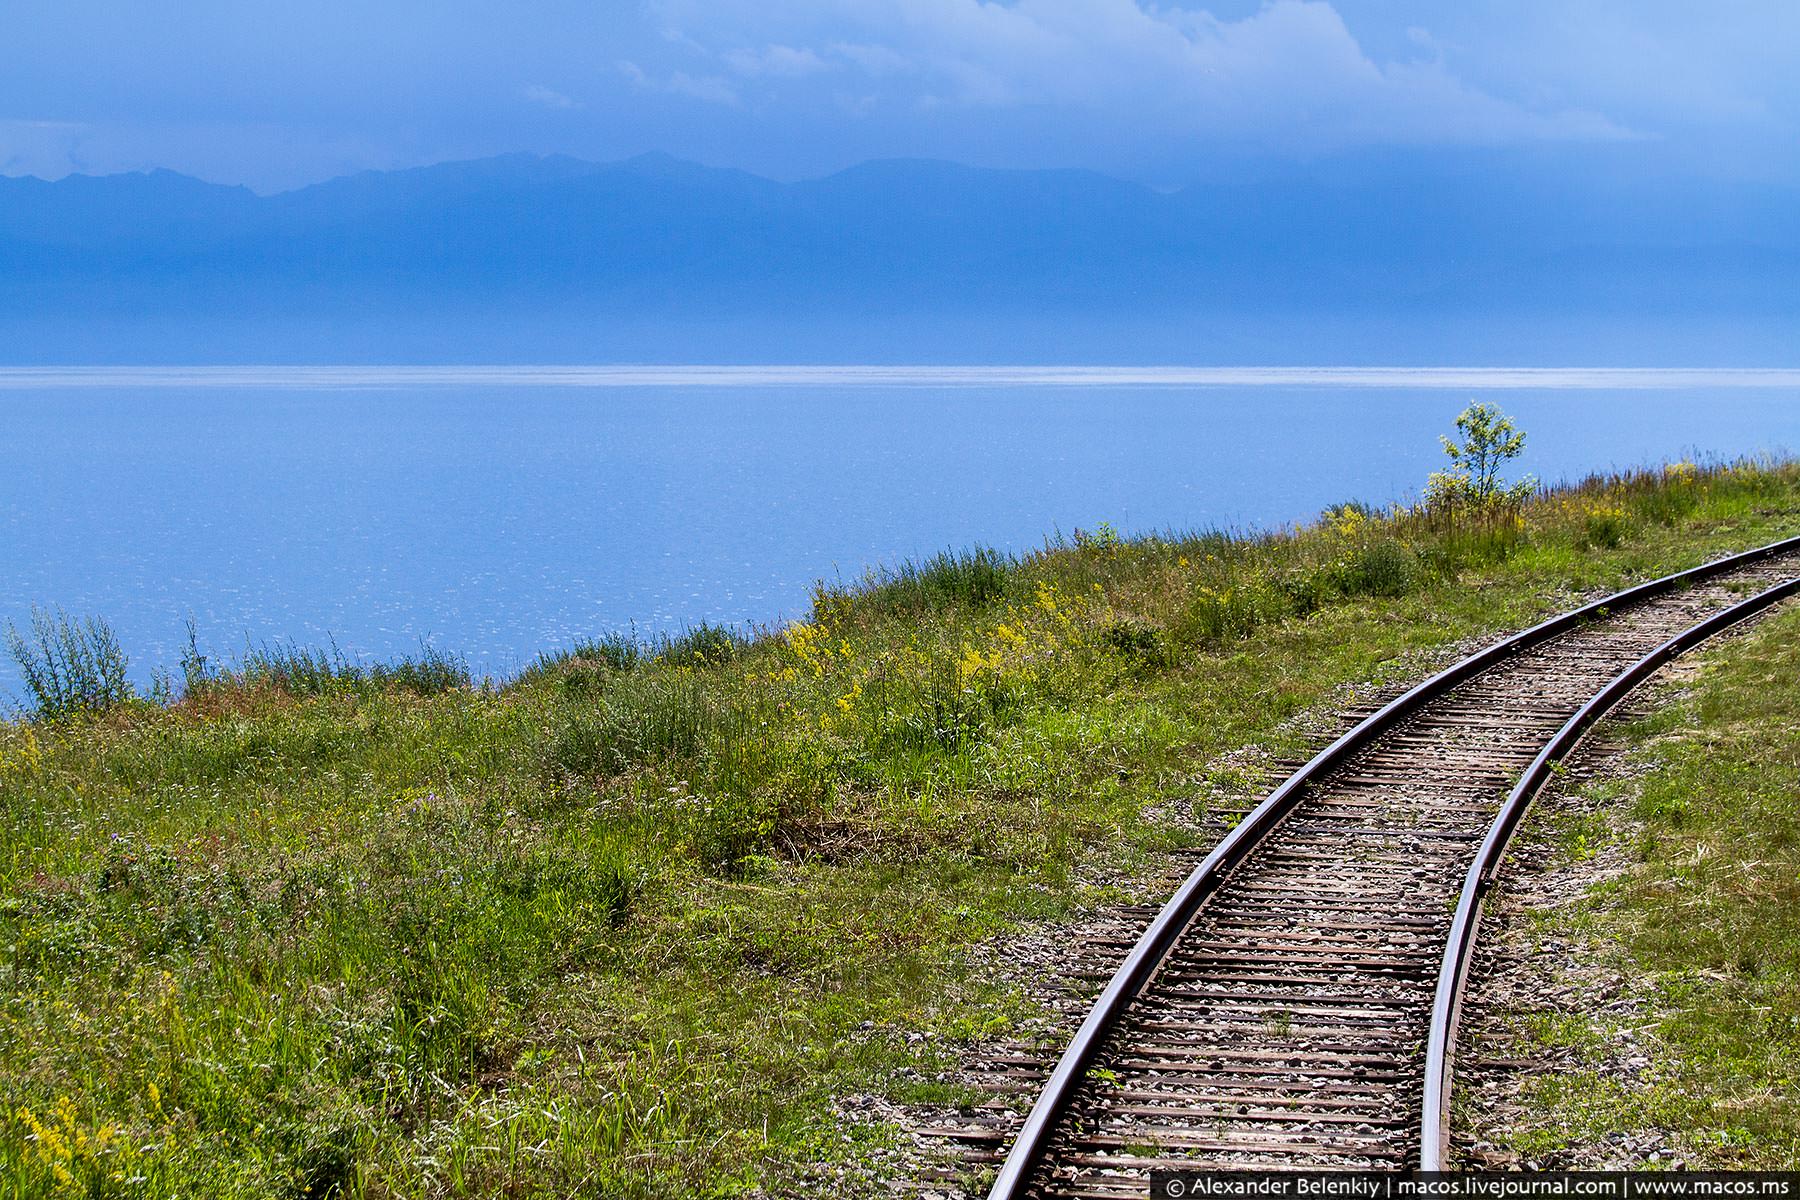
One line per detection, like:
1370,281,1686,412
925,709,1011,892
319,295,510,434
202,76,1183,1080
16,1096,117,1189
0,726,43,775
956,645,987,678
784,621,831,676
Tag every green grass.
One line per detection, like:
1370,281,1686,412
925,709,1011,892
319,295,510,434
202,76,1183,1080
1485,599,1800,1167
3,459,1798,1196
184,636,472,703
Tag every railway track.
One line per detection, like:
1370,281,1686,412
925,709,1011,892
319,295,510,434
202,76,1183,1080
983,536,1800,1198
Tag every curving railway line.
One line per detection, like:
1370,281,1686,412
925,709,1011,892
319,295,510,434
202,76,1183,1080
984,535,1800,1198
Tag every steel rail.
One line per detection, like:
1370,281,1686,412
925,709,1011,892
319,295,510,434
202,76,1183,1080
986,531,1800,1199
1419,573,1800,1167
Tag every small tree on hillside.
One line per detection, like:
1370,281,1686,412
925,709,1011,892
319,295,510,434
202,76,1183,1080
1426,402,1535,522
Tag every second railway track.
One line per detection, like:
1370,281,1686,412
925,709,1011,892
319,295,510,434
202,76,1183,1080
984,536,1800,1198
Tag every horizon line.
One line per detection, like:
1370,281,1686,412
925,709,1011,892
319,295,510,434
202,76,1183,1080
3,365,1800,390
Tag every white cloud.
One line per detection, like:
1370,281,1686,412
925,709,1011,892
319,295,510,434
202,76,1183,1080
647,0,1635,147
618,61,741,106
522,85,581,110
1409,2,1797,129
722,44,830,77
666,71,740,105
828,42,913,78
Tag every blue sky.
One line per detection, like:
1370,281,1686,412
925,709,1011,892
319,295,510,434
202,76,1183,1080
3,1,1795,192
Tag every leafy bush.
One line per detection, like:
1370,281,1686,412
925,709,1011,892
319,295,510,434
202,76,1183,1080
1425,402,1536,528
6,607,134,718
1073,522,1123,555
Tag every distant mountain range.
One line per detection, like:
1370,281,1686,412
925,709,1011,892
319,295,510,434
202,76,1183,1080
4,152,1797,363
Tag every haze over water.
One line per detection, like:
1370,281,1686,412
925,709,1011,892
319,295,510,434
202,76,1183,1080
5,367,1797,701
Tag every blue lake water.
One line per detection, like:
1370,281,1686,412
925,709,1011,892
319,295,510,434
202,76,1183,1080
4,367,1798,700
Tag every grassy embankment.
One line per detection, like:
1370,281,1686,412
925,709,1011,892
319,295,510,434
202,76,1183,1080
2,460,1798,1197
1480,601,1800,1165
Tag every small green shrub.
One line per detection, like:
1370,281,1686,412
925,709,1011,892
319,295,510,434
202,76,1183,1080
370,644,470,695
1582,509,1631,549
1174,583,1279,646
1276,568,1330,616
1433,401,1535,506
1633,483,1702,525
1098,619,1167,667
1335,540,1416,598
1073,522,1123,555
1424,402,1536,533
6,606,134,718
658,623,745,667
514,633,644,694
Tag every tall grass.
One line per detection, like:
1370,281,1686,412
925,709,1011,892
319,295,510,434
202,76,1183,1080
813,546,1011,621
655,622,745,667
181,635,471,702
516,632,644,690
545,671,725,779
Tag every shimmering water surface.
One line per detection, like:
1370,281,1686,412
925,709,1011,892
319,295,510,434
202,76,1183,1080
4,367,1798,699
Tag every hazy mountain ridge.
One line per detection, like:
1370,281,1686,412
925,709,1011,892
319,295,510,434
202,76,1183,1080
3,152,1797,361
